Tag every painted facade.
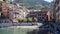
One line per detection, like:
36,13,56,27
27,10,50,22
56,0,60,21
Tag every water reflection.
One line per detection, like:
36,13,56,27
0,28,34,34
27,29,49,34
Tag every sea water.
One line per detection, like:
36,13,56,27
0,28,34,34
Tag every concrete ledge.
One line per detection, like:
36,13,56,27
7,26,39,29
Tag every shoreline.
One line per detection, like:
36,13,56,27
0,23,42,29
0,26,39,29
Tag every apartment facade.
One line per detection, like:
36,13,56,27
13,3,29,19
56,0,60,22
0,1,30,22
27,10,49,22
0,3,14,22
1,3,8,18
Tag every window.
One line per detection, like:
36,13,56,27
38,13,41,16
57,6,60,12
3,0,6,1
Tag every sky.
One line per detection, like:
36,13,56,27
44,0,53,2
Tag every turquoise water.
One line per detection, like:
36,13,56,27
0,28,34,34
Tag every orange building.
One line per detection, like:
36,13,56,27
1,3,8,18
0,3,14,22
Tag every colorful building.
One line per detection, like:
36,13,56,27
8,8,14,21
12,3,29,19
0,3,14,22
1,3,8,18
27,10,50,22
55,0,60,22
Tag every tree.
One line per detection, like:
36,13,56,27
32,17,37,22
28,18,32,22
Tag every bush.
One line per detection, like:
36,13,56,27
32,18,37,22
16,17,37,23
18,19,24,22
28,18,32,22
23,18,32,22
23,18,27,22
18,18,27,22
34,18,37,22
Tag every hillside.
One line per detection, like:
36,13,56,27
13,0,54,10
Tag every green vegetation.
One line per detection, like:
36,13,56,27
28,18,32,22
33,18,37,22
15,0,54,10
17,18,37,22
18,18,24,22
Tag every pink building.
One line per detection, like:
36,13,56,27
8,8,14,21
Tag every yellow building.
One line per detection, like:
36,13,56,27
47,11,51,21
58,15,60,20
